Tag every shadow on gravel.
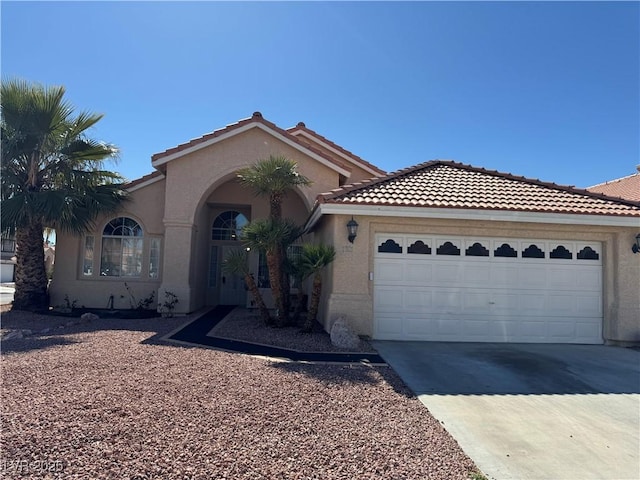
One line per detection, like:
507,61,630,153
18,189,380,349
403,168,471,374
269,361,415,398
1,310,185,355
1,337,80,355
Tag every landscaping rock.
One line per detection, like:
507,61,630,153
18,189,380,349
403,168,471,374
3,330,24,340
80,312,99,322
330,317,361,350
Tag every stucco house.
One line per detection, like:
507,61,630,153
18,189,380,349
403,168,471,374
50,112,640,345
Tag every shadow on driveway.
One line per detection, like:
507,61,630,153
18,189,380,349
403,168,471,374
372,341,640,396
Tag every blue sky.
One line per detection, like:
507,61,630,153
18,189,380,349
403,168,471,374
2,1,638,188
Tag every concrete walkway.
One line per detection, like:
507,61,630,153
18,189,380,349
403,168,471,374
0,283,14,305
373,341,640,480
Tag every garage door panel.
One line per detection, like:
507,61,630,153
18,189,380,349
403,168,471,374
406,263,432,283
489,265,519,287
434,264,462,283
404,290,433,310
575,295,601,316
464,265,491,284
405,316,436,335
433,290,462,311
547,294,577,314
374,288,403,311
376,261,404,283
375,315,403,337
518,293,547,313
518,267,547,288
436,317,463,335
576,268,602,290
548,268,575,288
374,234,603,344
463,291,491,313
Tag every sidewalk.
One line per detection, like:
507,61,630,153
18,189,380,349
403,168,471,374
0,283,15,305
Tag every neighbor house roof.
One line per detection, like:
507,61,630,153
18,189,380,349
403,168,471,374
150,112,384,179
313,160,640,219
586,172,640,202
287,122,386,177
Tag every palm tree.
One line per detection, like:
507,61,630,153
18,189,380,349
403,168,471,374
222,248,272,325
237,155,311,220
299,244,336,333
237,155,311,322
1,79,127,311
242,218,302,327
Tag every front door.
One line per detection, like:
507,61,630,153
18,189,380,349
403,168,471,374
219,245,246,306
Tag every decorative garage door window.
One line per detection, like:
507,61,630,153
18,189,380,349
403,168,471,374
377,235,601,263
378,238,403,253
100,217,144,277
211,211,248,241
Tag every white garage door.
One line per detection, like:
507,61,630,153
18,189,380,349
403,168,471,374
374,234,603,344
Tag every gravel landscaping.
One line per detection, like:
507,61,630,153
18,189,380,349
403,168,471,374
211,309,376,353
1,308,479,479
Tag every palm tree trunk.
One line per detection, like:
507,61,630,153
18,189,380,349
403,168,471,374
244,273,272,325
303,273,323,333
13,222,49,311
269,192,282,220
279,245,291,324
266,250,287,327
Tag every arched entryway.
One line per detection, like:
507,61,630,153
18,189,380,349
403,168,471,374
194,177,311,308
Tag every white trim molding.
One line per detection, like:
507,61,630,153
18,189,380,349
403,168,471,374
305,203,640,230
126,173,165,193
152,122,352,178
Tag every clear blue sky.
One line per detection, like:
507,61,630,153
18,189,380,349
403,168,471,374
2,1,638,188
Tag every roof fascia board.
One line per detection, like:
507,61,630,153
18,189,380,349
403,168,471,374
291,130,383,177
126,174,165,193
152,123,351,177
306,203,640,230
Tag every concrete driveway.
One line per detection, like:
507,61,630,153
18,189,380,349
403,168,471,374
372,341,640,480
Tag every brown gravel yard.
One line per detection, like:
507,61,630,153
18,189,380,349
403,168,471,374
1,308,478,479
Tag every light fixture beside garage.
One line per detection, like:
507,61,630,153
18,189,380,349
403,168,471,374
633,233,640,254
346,217,359,243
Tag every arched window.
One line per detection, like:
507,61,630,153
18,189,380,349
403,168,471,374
212,211,248,241
100,217,143,277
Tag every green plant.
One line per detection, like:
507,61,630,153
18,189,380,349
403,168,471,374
223,249,272,325
159,291,179,317
298,244,336,332
124,282,155,310
469,471,488,480
1,78,127,311
63,294,77,309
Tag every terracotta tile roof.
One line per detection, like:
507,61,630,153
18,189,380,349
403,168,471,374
317,160,640,217
287,123,386,176
124,170,164,189
151,112,351,173
587,172,640,202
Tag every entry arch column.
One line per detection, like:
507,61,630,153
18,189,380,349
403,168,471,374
159,219,197,314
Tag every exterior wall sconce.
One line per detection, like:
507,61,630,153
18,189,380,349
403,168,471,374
347,217,359,243
633,233,640,254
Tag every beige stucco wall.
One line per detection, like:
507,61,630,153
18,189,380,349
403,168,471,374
158,127,350,313
50,177,166,309
317,214,640,344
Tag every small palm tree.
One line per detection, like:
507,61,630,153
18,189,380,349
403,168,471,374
237,155,312,220
299,244,336,333
222,249,272,325
242,218,302,327
237,156,312,319
1,79,127,311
